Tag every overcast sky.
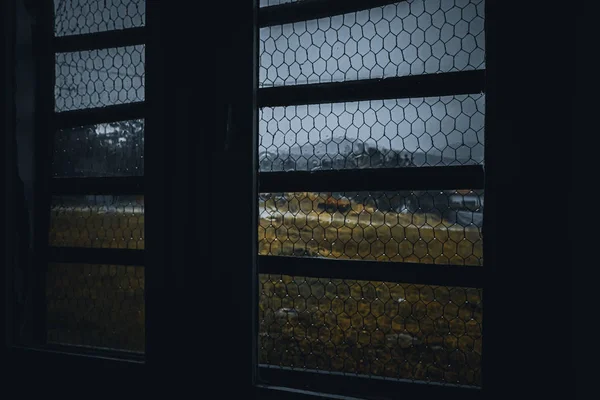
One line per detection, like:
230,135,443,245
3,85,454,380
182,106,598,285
54,0,485,161
260,0,485,86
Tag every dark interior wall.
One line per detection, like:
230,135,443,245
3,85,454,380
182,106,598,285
5,0,36,343
483,2,575,399
15,0,36,228
2,0,15,364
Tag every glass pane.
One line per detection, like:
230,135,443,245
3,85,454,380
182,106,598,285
259,94,485,171
259,190,483,266
47,263,145,352
53,119,144,177
259,274,482,386
260,0,485,87
55,45,145,112
54,0,146,37
49,195,145,249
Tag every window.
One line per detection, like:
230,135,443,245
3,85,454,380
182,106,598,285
34,0,146,356
255,0,485,397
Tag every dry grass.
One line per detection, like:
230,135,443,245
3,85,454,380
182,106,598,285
259,193,483,265
46,194,483,385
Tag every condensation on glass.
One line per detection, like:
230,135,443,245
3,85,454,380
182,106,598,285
260,0,485,87
260,94,485,171
259,190,483,266
49,195,145,250
54,0,146,37
259,274,482,386
53,119,144,178
55,45,145,112
47,263,145,352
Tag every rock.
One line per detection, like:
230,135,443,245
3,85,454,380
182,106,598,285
385,333,422,348
274,308,299,320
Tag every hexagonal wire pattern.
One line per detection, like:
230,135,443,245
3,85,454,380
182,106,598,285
259,191,483,266
54,0,146,37
47,263,145,352
259,94,485,171
259,274,482,385
260,0,485,87
55,45,145,112
258,0,485,388
53,119,145,178
49,195,145,250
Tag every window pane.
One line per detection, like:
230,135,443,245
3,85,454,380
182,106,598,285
55,45,145,112
260,0,485,87
49,195,145,249
54,0,146,37
259,190,483,266
47,263,145,352
260,94,484,171
53,119,144,177
259,274,482,386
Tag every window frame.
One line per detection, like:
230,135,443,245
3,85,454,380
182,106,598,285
252,0,488,398
4,0,157,367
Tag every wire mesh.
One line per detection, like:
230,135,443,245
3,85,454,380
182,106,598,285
259,274,482,385
53,119,144,177
259,190,483,265
259,94,485,171
55,45,145,112
54,0,146,37
260,0,485,87
47,262,145,352
49,195,145,250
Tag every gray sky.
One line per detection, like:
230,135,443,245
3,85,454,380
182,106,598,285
54,0,485,161
260,0,485,86
55,45,145,112
54,0,145,36
259,94,485,161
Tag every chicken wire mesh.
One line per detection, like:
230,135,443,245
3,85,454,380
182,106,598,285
259,94,485,171
259,190,483,266
47,263,145,352
55,45,145,112
53,119,144,177
259,274,482,385
260,0,485,87
46,0,148,354
49,195,145,250
54,0,146,37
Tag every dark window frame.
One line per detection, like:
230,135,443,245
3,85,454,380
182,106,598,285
253,0,488,398
5,0,153,365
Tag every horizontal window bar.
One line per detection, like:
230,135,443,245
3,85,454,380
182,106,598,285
259,165,484,192
48,247,144,266
258,70,485,107
258,365,482,400
258,255,484,288
54,27,146,53
55,102,145,129
256,385,365,400
259,0,403,27
9,345,145,367
51,177,144,195
43,343,145,362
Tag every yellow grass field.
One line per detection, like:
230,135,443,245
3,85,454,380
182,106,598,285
47,193,483,385
259,192,482,266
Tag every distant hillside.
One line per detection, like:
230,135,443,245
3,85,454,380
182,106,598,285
259,134,483,171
